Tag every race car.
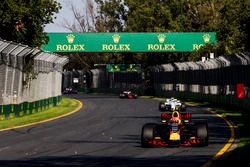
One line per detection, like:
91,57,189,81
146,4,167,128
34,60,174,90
63,87,78,94
158,97,186,112
119,90,138,99
141,110,208,147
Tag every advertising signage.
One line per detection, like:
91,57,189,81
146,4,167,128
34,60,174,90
41,32,216,52
106,64,141,72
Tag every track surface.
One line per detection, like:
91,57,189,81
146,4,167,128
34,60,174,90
0,94,231,167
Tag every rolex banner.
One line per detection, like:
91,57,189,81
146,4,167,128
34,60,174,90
41,32,216,52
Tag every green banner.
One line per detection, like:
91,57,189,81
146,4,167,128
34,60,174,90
41,32,216,52
107,64,141,72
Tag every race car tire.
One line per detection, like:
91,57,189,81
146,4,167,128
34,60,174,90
181,104,186,112
196,122,209,146
159,102,166,111
141,123,157,147
128,95,133,99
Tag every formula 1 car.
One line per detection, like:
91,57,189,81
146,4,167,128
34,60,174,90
159,97,186,112
119,90,138,99
63,87,78,94
141,111,208,147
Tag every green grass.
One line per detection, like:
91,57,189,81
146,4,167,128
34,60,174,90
187,101,250,166
140,96,165,101
184,101,210,107
211,107,243,126
0,97,81,130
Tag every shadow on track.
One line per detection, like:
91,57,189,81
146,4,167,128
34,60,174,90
0,154,211,167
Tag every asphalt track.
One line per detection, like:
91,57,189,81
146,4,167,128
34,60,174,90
0,94,231,167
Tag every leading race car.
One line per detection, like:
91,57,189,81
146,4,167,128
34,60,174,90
159,97,186,112
119,90,138,99
141,110,208,147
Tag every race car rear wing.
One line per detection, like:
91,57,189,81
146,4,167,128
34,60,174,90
161,112,191,123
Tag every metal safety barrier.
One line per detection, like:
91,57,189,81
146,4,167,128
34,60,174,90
148,52,250,110
0,38,68,119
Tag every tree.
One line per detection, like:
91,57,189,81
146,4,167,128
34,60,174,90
0,0,61,47
181,0,224,32
217,0,250,54
95,0,127,32
59,0,105,70
61,0,96,32
125,0,177,32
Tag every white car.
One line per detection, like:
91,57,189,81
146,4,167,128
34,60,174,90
159,97,186,111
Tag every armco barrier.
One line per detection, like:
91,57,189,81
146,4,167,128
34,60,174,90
3,104,12,119
13,104,21,117
22,102,28,115
0,96,62,120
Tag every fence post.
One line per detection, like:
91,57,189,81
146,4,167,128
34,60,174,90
13,104,21,117
3,104,12,119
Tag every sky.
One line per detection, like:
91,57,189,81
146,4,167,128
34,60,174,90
44,0,85,32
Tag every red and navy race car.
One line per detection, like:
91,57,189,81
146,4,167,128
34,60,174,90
141,111,208,147
119,90,138,99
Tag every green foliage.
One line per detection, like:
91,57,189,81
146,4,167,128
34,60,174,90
217,0,250,55
0,0,61,47
125,0,175,32
63,52,125,70
95,0,127,31
189,43,219,61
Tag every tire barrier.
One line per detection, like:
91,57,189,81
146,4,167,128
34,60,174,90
0,38,68,119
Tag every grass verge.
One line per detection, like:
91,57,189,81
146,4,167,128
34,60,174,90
210,106,250,166
0,97,81,130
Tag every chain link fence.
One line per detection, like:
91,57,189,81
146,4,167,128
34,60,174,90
0,38,68,119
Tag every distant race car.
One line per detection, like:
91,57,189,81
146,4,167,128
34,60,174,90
63,87,78,94
119,90,138,99
159,97,186,112
141,110,208,147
